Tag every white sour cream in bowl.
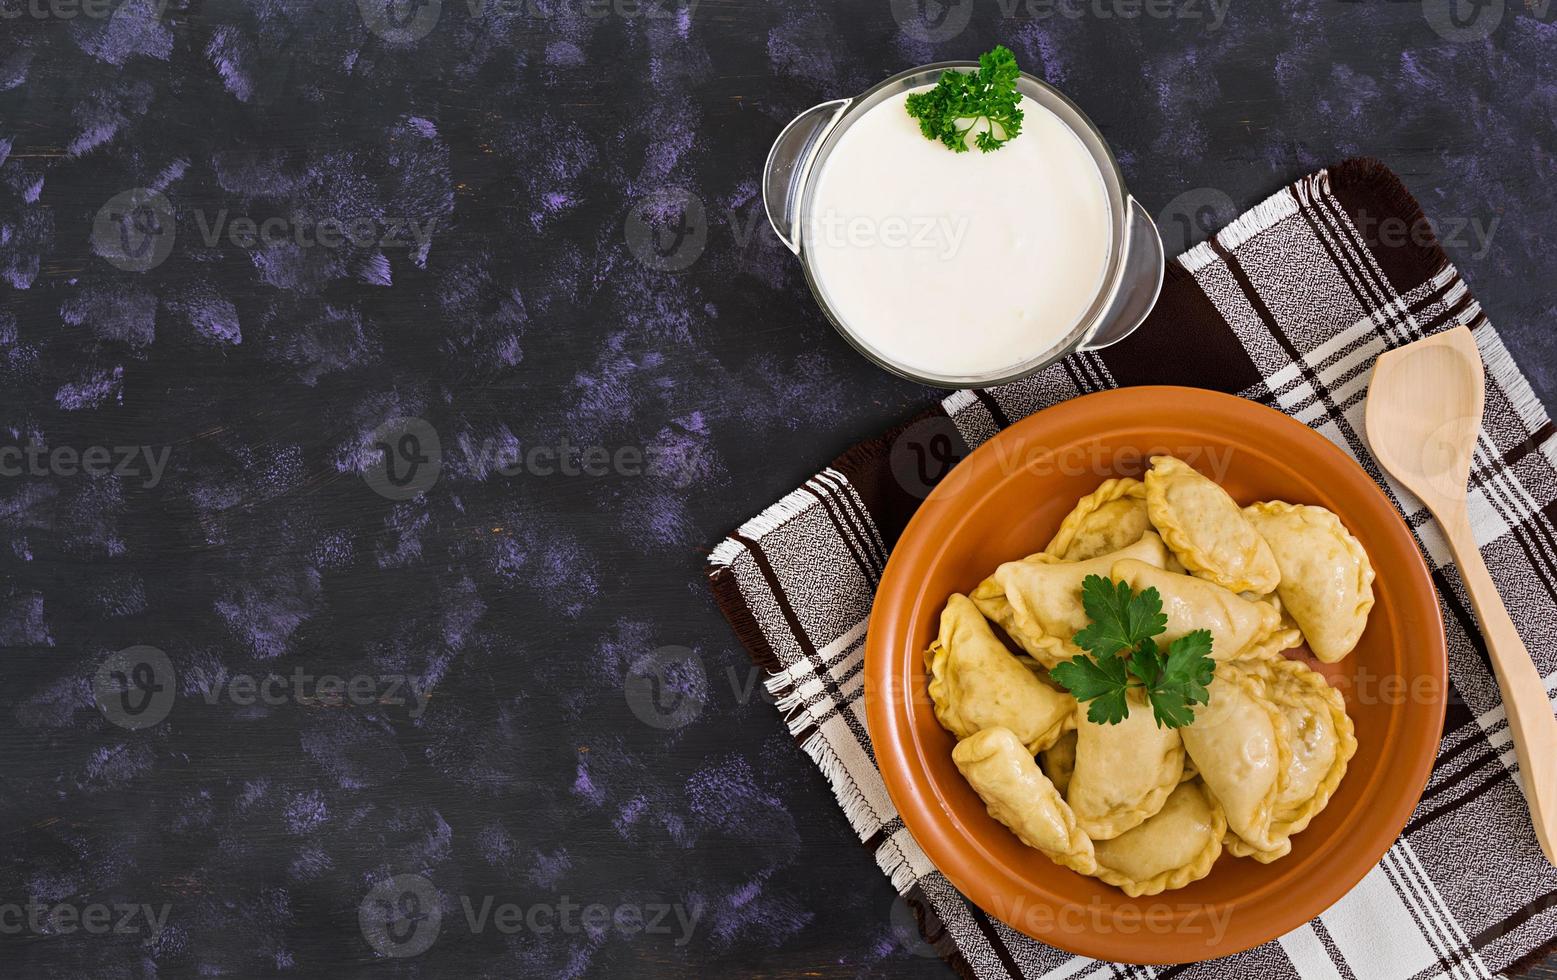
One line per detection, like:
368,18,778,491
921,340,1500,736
765,63,1164,388
803,88,1112,381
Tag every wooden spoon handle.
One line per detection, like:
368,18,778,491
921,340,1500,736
1442,509,1557,865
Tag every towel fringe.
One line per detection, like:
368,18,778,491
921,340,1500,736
1474,322,1554,436
782,707,817,736
1328,156,1454,290
1428,263,1459,291
764,662,818,730
763,666,799,696
771,687,805,715
940,388,980,417
707,537,744,568
1438,277,1470,311
706,484,817,563
704,485,825,675
797,729,878,843
876,838,921,894
1179,176,1309,273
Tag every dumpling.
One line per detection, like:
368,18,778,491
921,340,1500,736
971,533,1170,668
952,727,1097,875
1245,590,1288,625
1181,664,1291,857
1110,559,1297,661
1066,690,1185,840
1092,780,1226,896
1014,653,1050,680
1044,478,1152,560
1145,455,1281,595
1224,659,1356,862
1040,729,1077,796
1249,591,1308,656
1243,501,1376,663
924,595,1076,753
1257,659,1356,831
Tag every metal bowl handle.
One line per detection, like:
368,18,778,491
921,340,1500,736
1079,197,1165,351
763,98,852,256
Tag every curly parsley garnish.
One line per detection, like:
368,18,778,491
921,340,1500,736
904,45,1025,153
1049,575,1216,729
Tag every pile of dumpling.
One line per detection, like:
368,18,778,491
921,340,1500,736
925,455,1373,896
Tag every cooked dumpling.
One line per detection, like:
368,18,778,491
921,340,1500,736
1041,729,1078,796
1243,501,1375,662
1224,659,1356,862
924,595,1076,753
1245,628,1304,661
1092,780,1227,896
1145,455,1281,595
953,727,1097,875
1257,659,1356,830
1181,664,1291,857
1044,478,1152,561
1014,653,1050,680
1246,590,1291,630
1067,690,1185,840
971,533,1170,668
1110,559,1291,662
1245,591,1306,658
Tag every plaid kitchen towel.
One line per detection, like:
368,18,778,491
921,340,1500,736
705,159,1557,979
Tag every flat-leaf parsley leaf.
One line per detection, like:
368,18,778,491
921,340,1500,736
1072,575,1167,657
1047,648,1131,726
1049,575,1217,729
904,45,1025,153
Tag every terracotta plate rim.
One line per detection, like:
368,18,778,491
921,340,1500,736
864,385,1447,964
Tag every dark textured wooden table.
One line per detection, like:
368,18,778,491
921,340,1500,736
0,0,1554,976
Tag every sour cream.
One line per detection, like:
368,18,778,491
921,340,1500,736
803,87,1113,380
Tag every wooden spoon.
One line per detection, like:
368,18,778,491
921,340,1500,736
1366,325,1557,865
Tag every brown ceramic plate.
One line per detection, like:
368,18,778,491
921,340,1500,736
865,386,1446,964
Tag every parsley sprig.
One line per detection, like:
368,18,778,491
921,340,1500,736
1049,576,1215,729
904,45,1025,153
